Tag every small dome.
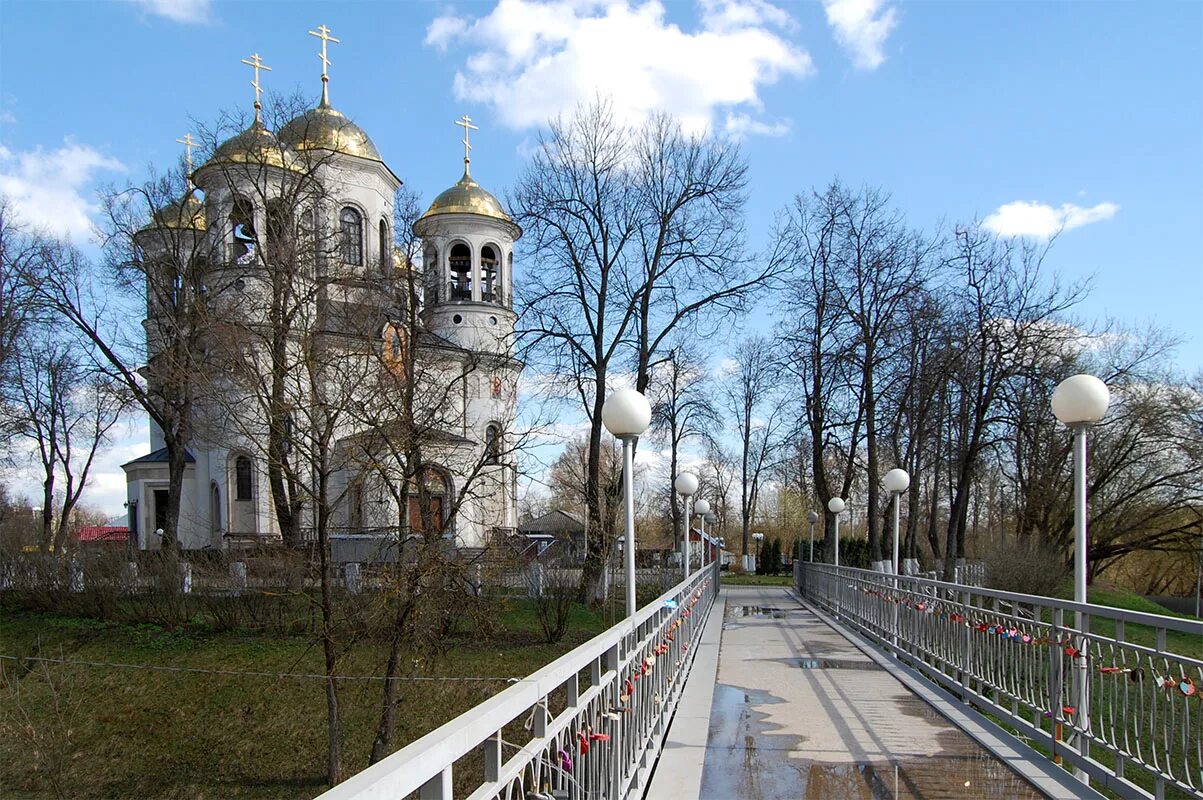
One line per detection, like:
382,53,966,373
420,172,511,223
278,102,382,161
149,193,206,231
207,121,295,171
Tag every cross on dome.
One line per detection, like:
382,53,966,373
175,132,196,186
308,24,340,107
455,114,479,175
240,53,272,124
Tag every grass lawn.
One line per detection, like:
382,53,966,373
720,573,794,586
0,598,613,799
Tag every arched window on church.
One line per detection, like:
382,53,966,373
481,245,498,303
378,219,390,275
449,243,472,300
340,206,363,266
266,200,291,265
230,196,256,263
235,455,254,500
485,424,501,464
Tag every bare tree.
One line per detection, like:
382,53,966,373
722,336,788,558
937,225,1083,580
30,168,222,551
516,99,775,600
648,343,717,551
8,331,127,552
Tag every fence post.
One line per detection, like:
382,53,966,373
527,560,544,598
69,558,84,592
179,560,192,594
230,561,247,595
344,562,360,595
124,561,138,591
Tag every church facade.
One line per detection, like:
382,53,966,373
121,33,521,555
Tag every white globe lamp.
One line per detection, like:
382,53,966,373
602,388,651,438
674,472,698,496
827,497,846,567
883,468,910,576
1052,374,1110,426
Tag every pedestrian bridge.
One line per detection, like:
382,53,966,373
319,565,1202,800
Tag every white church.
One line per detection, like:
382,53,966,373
122,30,521,556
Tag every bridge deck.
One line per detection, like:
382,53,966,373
648,586,1053,799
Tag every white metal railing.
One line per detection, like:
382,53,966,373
320,560,719,800
798,563,1203,800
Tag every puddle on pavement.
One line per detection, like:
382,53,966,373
733,605,789,618
700,683,1045,799
796,658,881,671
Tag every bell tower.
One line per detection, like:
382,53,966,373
412,116,521,355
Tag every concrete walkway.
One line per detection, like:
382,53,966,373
647,586,1054,799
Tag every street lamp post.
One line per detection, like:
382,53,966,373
1051,373,1110,786
827,497,846,567
693,499,710,576
675,472,699,584
883,469,910,576
704,511,717,568
807,510,819,562
602,388,652,618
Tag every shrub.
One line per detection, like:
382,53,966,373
981,536,1068,597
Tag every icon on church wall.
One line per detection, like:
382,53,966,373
491,375,503,397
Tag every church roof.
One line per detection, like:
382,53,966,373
278,101,382,162
147,192,206,232
121,447,197,468
420,171,513,224
206,121,297,171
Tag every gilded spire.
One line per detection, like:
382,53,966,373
175,132,196,188
308,24,340,108
455,114,479,176
240,53,272,125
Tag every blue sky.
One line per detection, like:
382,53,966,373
2,0,1200,513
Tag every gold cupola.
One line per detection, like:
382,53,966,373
420,171,512,223
278,102,382,161
419,115,515,225
149,191,207,231
278,24,383,163
145,134,206,231
201,53,297,173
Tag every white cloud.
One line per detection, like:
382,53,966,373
425,0,813,134
823,0,897,71
982,200,1120,239
723,111,789,140
132,0,212,24
0,140,124,240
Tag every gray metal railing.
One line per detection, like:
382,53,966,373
797,563,1203,800
319,560,720,799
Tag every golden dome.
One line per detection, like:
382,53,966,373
278,102,382,161
149,193,207,231
207,121,296,171
420,172,512,223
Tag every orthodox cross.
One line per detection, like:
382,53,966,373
240,53,272,123
175,133,196,187
308,24,340,106
455,115,478,174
